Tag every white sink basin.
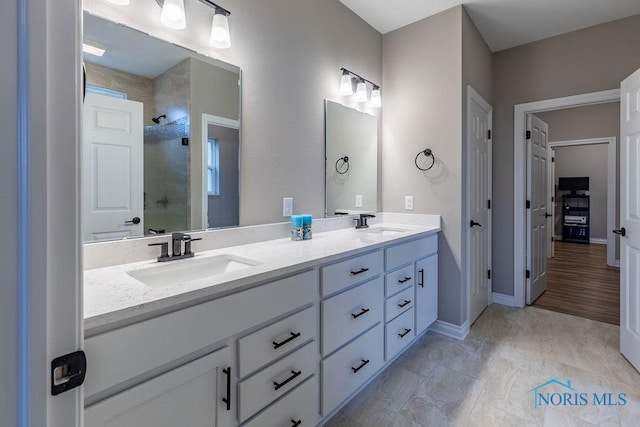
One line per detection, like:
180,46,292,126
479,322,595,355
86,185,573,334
127,254,261,288
359,226,409,236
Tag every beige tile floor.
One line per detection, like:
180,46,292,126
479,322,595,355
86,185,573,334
325,304,640,427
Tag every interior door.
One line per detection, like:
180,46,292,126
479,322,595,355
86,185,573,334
547,147,556,258
83,93,144,241
526,114,549,304
467,87,492,324
620,68,640,372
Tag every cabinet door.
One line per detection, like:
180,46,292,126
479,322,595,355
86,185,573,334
85,346,234,427
415,254,438,335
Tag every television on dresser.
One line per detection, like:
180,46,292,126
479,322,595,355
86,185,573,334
558,176,589,192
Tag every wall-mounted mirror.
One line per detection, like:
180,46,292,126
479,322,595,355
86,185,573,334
82,12,241,242
325,100,378,216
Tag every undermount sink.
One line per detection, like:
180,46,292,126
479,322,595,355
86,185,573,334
358,226,409,236
127,254,261,288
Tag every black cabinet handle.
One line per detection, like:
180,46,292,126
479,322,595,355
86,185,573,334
222,367,231,411
273,370,302,390
398,300,411,308
350,267,369,276
418,269,424,288
398,328,412,338
291,420,302,427
613,228,626,237
351,308,370,319
351,359,370,373
125,216,141,225
273,332,301,349
470,220,482,228
398,276,411,284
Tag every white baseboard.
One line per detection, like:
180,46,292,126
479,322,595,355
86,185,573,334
429,320,469,340
554,235,562,241
590,238,607,244
492,292,515,307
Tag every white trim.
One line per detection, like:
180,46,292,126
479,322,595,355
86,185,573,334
201,113,240,228
590,238,608,245
465,86,492,326
513,89,620,308
616,260,621,268
429,320,470,340
492,292,516,307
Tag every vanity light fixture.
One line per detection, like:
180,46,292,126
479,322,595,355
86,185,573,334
208,3,232,49
338,68,381,108
159,0,187,29
82,42,106,57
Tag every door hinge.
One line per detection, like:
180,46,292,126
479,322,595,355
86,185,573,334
551,237,555,242
487,129,491,140
525,270,531,279
551,196,555,203
487,199,491,209
526,200,531,209
487,269,491,279
526,131,531,140
552,157,555,162
51,351,86,396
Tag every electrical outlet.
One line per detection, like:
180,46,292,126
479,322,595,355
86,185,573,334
283,197,293,217
405,196,414,210
355,195,363,208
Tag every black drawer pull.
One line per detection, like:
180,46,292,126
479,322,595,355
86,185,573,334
398,276,411,284
398,328,412,338
222,367,231,411
351,308,370,319
273,332,301,349
350,267,369,276
398,300,411,308
273,370,302,390
291,420,302,427
351,359,370,373
418,269,425,288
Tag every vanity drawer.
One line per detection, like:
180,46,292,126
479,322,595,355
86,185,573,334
84,270,318,399
384,264,414,297
238,305,316,378
385,308,415,361
321,250,384,296
321,323,384,416
243,376,319,427
385,286,414,322
238,341,316,423
385,234,437,270
321,277,383,356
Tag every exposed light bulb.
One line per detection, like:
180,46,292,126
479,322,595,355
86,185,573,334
355,80,367,102
339,71,353,96
210,9,231,48
105,0,130,5
160,0,186,30
370,87,381,108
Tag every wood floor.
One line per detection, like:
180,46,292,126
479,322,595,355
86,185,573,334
532,241,620,324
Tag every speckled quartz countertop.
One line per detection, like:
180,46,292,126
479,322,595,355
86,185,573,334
84,216,440,334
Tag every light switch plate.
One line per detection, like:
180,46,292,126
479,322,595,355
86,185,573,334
283,197,293,216
355,195,363,208
405,196,414,210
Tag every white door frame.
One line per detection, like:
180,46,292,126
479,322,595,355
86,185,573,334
466,86,492,323
548,137,617,267
513,89,620,307
201,113,240,228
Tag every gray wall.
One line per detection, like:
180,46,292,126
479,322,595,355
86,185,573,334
208,125,240,228
84,0,382,226
491,14,640,296
382,6,465,325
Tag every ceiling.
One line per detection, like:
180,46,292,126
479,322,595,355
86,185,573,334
339,0,640,52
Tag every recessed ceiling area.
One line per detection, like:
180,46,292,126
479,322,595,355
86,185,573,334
339,0,640,51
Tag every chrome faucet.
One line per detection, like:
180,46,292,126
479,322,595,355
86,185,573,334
354,214,376,229
148,232,202,262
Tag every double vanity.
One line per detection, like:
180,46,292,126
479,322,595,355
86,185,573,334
83,214,440,426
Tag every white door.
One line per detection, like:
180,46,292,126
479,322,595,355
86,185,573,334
467,87,492,324
620,69,640,372
547,147,556,258
83,93,144,241
527,114,549,304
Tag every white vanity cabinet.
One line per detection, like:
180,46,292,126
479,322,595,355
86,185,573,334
85,346,233,427
415,253,438,335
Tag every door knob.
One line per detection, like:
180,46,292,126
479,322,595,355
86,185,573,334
125,216,141,225
470,220,482,228
613,228,626,237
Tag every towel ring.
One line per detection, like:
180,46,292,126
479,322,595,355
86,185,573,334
335,156,350,174
415,149,435,171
